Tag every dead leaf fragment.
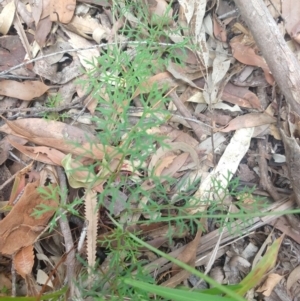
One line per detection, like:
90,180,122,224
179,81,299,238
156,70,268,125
30,0,43,25
35,16,52,47
14,245,35,279
0,118,101,157
282,0,300,38
230,37,274,85
162,229,202,287
0,80,50,101
0,34,34,75
0,182,58,255
287,265,300,296
220,113,276,132
222,82,261,109
8,138,65,166
13,12,33,60
50,0,76,24
256,273,283,296
0,1,16,35
132,72,180,99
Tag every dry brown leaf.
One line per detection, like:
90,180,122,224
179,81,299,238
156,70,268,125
161,152,189,176
162,269,191,288
173,47,200,65
231,22,255,45
162,229,202,287
0,34,34,75
8,164,33,206
83,94,98,115
0,118,116,161
172,131,199,147
220,112,276,133
154,155,177,176
30,0,43,25
0,80,50,101
40,0,51,19
65,15,109,41
50,0,76,23
144,237,168,250
0,181,58,255
287,265,300,295
132,72,180,99
193,77,261,109
256,273,283,296
13,13,32,60
166,62,202,89
14,245,34,279
8,138,65,166
35,16,52,47
222,82,262,109
230,37,274,85
149,142,200,175
1,117,90,141
171,229,201,275
282,0,300,38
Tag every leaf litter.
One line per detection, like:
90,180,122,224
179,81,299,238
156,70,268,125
0,0,300,300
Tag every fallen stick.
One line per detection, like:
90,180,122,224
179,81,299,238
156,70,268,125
233,0,300,116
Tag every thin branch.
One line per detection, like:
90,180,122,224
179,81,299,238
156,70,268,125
0,41,174,76
56,166,76,297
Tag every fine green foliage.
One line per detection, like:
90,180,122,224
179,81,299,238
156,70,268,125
42,94,64,121
33,1,300,300
113,218,247,301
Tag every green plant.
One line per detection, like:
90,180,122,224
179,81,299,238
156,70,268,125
31,1,300,300
34,185,84,231
41,94,63,121
0,285,9,295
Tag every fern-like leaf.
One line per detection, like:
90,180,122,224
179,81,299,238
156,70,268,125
84,189,98,274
